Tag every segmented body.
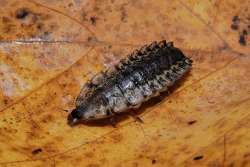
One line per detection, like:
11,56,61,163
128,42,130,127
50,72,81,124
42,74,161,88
68,40,192,125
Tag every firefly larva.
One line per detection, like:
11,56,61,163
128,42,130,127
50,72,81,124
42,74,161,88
68,40,192,125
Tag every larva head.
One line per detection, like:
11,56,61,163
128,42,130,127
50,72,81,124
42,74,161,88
67,95,110,126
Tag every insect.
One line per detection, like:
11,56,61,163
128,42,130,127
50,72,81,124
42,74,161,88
68,40,192,126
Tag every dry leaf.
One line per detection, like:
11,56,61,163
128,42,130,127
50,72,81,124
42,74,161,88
0,0,249,167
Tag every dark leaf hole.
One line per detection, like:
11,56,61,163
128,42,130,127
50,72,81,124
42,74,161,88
193,155,203,161
152,159,156,164
188,120,197,125
90,16,97,25
32,148,42,155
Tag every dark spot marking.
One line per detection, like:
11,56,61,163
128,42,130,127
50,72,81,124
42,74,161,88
193,155,203,160
32,148,42,155
36,23,44,30
232,15,239,22
188,120,197,125
231,15,240,30
62,109,69,112
120,7,127,22
2,16,11,23
87,36,98,45
231,24,238,30
152,159,156,164
68,3,73,7
90,16,97,25
15,8,30,19
3,99,8,105
239,34,246,46
243,29,248,35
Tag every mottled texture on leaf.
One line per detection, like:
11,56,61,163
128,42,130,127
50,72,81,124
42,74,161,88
0,0,249,167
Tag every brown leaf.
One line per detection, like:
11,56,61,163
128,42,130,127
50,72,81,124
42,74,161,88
0,0,249,167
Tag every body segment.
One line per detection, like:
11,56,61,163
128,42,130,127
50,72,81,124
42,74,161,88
68,40,192,125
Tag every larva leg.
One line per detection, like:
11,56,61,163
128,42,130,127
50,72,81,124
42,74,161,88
110,116,117,127
108,109,118,127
